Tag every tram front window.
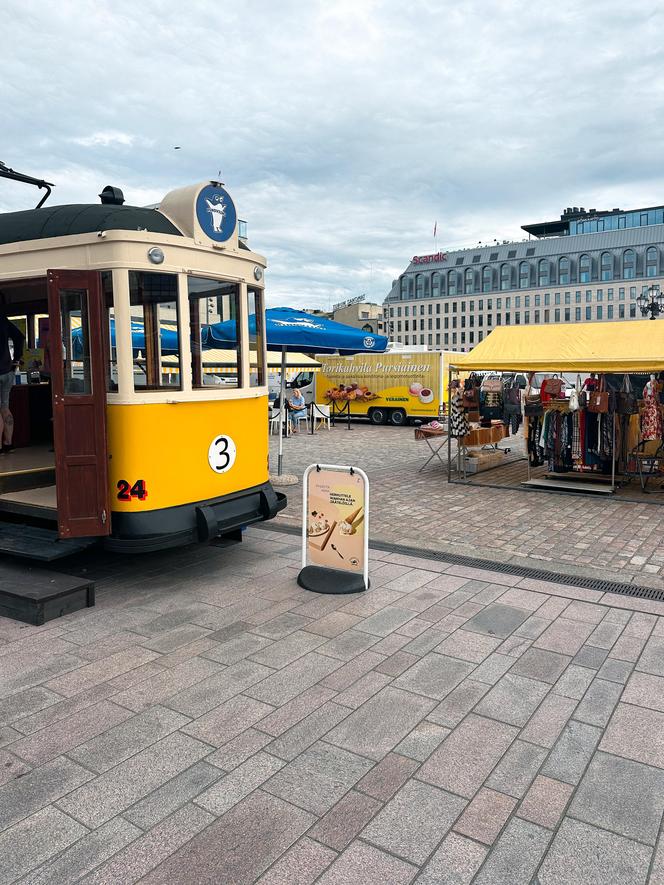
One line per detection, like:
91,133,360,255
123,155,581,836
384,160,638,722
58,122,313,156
248,287,266,388
129,272,181,390
188,277,242,389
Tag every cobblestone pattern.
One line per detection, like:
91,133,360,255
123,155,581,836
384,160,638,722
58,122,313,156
1,528,664,882
270,423,664,589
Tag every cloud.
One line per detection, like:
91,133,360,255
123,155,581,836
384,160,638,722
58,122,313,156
2,0,664,308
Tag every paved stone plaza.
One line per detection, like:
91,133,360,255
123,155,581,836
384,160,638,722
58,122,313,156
1,526,664,882
270,423,664,589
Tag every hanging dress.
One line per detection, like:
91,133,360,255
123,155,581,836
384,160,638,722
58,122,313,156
450,390,470,438
641,382,662,441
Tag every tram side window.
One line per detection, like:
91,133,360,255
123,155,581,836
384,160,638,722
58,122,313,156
101,272,117,392
129,272,181,390
188,277,241,389
248,287,266,387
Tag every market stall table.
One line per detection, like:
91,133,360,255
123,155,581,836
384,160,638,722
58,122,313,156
415,424,450,472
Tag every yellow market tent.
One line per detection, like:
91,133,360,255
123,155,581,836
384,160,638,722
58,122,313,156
451,320,664,374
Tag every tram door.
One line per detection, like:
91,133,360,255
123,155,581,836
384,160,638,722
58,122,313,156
47,270,111,538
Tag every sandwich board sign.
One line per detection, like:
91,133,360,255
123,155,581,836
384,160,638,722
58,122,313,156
298,464,369,594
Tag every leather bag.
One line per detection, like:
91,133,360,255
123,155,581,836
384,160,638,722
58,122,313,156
587,376,609,414
616,374,638,415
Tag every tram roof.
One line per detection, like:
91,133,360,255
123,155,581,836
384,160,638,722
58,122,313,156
0,203,184,246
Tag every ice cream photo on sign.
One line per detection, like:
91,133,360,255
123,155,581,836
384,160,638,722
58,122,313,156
306,469,366,573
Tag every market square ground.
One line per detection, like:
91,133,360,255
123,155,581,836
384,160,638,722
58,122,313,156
2,422,664,882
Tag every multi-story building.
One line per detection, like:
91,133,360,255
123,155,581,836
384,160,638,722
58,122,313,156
383,204,664,352
332,299,386,335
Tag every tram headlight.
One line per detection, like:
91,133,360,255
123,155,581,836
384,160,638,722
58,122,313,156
148,247,165,265
253,266,263,281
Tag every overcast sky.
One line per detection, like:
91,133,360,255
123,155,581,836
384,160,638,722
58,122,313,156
2,0,663,309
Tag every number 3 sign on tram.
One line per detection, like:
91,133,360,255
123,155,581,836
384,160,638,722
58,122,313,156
208,435,237,473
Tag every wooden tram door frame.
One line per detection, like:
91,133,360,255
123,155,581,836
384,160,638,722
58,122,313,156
47,270,111,538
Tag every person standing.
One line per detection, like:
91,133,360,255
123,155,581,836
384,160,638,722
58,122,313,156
0,305,25,454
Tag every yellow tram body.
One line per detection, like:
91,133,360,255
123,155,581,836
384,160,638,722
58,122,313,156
0,180,285,554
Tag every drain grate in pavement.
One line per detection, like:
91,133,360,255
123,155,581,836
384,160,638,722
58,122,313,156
256,521,664,603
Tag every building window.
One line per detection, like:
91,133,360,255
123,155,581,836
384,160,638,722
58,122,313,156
623,249,636,279
496,315,501,325
519,261,530,288
544,293,550,306
496,298,502,309
465,268,474,294
619,304,625,318
597,305,603,320
432,272,441,298
564,307,570,321
630,303,636,318
575,291,581,303
607,288,613,300
554,308,560,322
647,247,658,277
130,271,182,391
575,307,581,321
500,264,511,290
630,287,637,299
534,310,540,323
535,294,541,307
586,306,591,320
444,333,449,345
538,259,549,287
482,266,492,292
607,304,613,319
416,274,424,298
400,277,407,298
601,252,613,281
525,311,530,324
505,313,511,325
596,289,603,302
487,314,492,326
564,292,571,304
524,295,530,307
586,290,592,302
559,257,570,285
544,309,550,322
448,271,458,296
619,288,625,300
579,254,591,284
554,292,561,305
515,312,520,324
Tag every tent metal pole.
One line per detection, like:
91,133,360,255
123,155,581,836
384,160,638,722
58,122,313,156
612,410,616,491
277,347,286,476
447,364,453,483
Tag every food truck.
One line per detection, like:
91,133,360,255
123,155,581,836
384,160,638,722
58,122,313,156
292,350,453,425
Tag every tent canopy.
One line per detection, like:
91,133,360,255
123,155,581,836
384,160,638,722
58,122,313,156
451,320,664,373
207,306,388,355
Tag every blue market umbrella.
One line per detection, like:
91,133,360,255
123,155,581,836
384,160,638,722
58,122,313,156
71,319,180,357
208,307,388,475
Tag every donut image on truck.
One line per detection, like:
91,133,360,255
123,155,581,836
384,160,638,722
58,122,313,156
292,350,453,426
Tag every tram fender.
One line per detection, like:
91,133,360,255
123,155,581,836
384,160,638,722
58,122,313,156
195,505,218,542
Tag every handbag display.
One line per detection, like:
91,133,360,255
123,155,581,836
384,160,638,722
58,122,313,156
503,384,521,415
462,387,479,409
587,376,609,414
616,374,638,415
481,377,502,393
524,394,543,417
541,376,564,401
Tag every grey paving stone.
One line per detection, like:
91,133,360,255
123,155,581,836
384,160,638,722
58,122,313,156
306,611,362,638
538,818,652,885
354,607,417,638
267,701,349,761
256,836,337,884
309,789,382,851
0,806,88,885
416,831,487,884
320,651,385,692
622,670,664,712
182,695,273,747
167,659,275,717
572,645,609,670
362,779,465,864
111,657,224,711
553,664,595,699
326,686,436,760
203,621,253,643
20,816,141,885
574,678,623,727
636,635,664,676
471,652,516,685
56,732,212,828
394,720,450,761
402,627,447,657
518,775,574,830
316,841,417,885
206,727,274,771
0,755,93,831
202,632,273,665
68,705,190,773
418,714,518,798
486,739,548,798
462,603,530,638
44,646,159,697
570,751,664,845
9,684,120,735
475,673,550,727
563,601,608,624
81,803,214,885
330,671,392,709
375,650,419,676
610,632,648,663
317,629,381,661
123,761,223,829
588,620,625,650
264,741,372,815
510,647,571,684
249,630,326,668
435,629,501,663
473,818,551,885
597,656,635,683
139,624,212,654
356,752,419,801
428,679,491,728
541,720,602,785
393,653,474,700
245,652,342,706
0,687,60,727
195,750,284,816
600,702,664,768
454,786,516,845
256,684,337,736
497,634,532,658
515,615,552,640
534,617,595,656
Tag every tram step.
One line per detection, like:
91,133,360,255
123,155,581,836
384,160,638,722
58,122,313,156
0,523,97,561
0,558,95,625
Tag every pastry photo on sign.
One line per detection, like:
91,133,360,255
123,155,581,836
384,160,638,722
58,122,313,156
306,470,366,573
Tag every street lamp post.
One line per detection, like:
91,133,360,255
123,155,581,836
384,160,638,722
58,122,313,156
637,284,664,319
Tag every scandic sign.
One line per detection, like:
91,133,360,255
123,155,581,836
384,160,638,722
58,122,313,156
412,252,447,264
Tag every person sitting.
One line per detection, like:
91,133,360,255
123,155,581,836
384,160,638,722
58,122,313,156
288,385,307,433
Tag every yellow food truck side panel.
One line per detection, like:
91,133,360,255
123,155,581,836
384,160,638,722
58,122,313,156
106,397,269,512
314,352,446,417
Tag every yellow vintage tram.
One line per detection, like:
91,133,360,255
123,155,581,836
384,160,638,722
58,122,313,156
0,179,285,556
